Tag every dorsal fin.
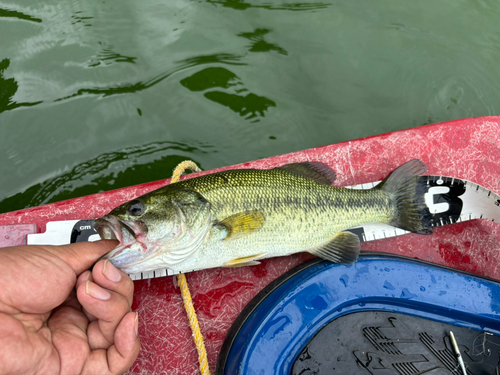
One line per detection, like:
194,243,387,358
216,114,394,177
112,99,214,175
275,162,336,185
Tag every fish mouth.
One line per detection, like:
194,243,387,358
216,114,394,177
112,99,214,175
94,216,138,244
94,216,150,269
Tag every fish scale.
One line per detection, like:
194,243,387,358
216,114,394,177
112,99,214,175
186,187,392,268
97,160,429,274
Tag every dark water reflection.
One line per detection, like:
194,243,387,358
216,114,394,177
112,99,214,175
0,59,41,113
0,7,42,23
206,0,330,11
0,141,213,213
239,29,288,55
181,67,276,120
1,0,500,213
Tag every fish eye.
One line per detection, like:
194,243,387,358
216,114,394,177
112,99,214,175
127,200,145,216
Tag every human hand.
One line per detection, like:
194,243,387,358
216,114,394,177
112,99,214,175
0,241,140,375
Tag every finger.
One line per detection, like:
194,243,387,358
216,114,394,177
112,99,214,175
75,270,91,291
76,279,131,348
0,241,115,315
82,312,140,375
75,271,97,322
47,240,119,276
82,260,134,328
92,260,134,307
108,312,140,374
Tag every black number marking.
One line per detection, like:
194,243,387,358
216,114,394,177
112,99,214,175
418,176,466,228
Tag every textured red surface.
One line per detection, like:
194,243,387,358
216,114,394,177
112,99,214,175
0,223,37,246
1,116,500,374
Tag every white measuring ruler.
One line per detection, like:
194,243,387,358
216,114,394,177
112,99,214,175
27,176,500,280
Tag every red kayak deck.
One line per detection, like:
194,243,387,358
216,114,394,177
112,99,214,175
2,116,500,374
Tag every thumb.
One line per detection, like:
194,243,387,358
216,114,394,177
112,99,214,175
46,240,119,276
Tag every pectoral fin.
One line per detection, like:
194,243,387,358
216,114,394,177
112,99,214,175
223,253,267,267
309,231,360,264
218,210,265,240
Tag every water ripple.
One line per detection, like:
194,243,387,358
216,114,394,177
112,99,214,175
55,53,246,101
0,7,42,23
0,140,214,214
0,59,42,114
205,0,331,12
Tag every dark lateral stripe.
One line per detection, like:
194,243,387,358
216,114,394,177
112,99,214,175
0,8,42,23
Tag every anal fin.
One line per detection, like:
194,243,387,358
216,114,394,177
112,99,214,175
223,253,267,267
309,231,360,264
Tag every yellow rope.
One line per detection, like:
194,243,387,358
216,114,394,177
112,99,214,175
170,160,210,375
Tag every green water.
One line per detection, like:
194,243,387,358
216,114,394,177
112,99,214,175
1,0,500,214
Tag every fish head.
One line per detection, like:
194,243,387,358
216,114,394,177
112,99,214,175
94,187,212,273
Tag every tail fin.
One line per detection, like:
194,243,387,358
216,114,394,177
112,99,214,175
376,159,432,234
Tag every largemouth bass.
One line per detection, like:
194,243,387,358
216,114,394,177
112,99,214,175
95,159,431,274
